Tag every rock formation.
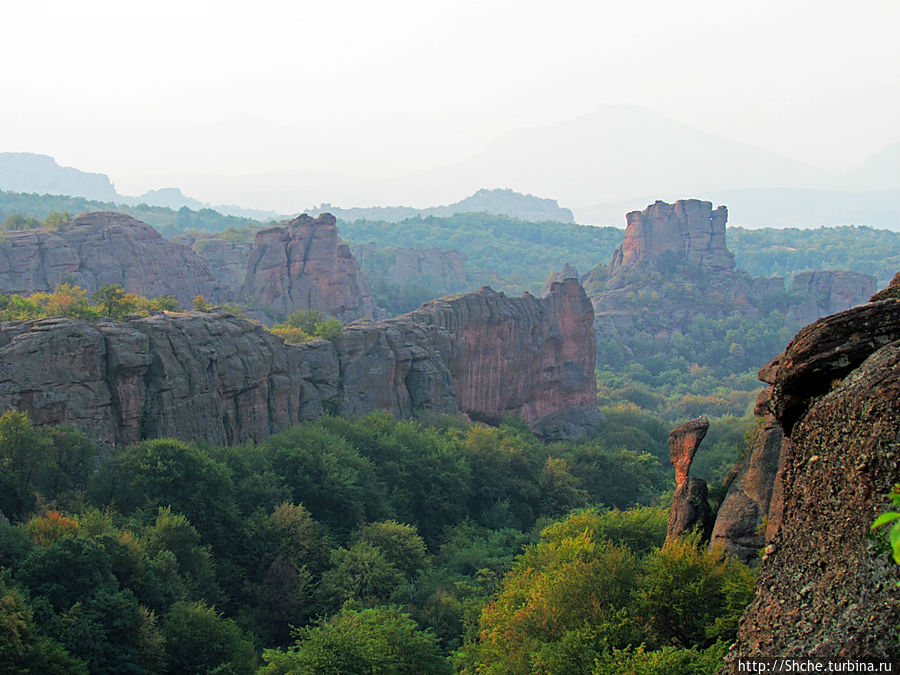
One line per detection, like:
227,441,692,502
0,279,598,447
239,213,377,322
665,417,714,542
607,199,734,278
790,270,876,323
715,279,900,661
407,280,600,438
541,263,579,295
582,199,878,379
175,233,255,299
0,212,221,306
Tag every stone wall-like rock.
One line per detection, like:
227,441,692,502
0,212,221,306
239,213,377,322
0,279,598,447
406,279,599,437
355,244,469,294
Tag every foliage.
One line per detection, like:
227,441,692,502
0,411,756,673
270,310,344,344
261,605,450,675
871,484,900,565
161,600,256,674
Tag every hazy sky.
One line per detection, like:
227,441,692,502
2,0,898,208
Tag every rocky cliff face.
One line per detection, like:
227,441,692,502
790,270,877,323
174,233,255,299
607,199,734,277
0,212,221,306
715,284,900,661
405,280,599,438
0,279,598,447
239,214,377,322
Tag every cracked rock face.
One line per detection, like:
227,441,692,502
239,213,377,322
0,279,599,447
719,279,900,662
609,199,734,276
0,212,222,306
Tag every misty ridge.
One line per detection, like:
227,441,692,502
2,103,898,230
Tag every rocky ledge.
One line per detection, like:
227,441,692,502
0,279,599,447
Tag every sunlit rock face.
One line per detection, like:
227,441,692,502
239,213,377,322
608,199,734,277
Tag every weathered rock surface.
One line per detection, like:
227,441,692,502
665,417,714,542
175,233,255,299
582,199,879,379
398,279,600,437
709,407,783,563
0,212,221,306
541,263,579,295
0,279,598,446
870,270,900,301
607,199,734,277
790,270,876,323
720,284,900,662
239,213,377,322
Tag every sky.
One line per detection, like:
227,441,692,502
2,0,899,210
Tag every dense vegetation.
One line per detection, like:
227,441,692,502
0,410,754,673
340,213,624,296
0,190,263,236
729,225,900,287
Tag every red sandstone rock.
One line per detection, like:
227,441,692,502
239,213,377,321
608,199,733,276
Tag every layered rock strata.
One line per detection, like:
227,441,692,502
0,212,221,305
0,279,598,447
239,213,377,321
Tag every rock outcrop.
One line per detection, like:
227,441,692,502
239,213,377,322
582,199,879,382
665,417,714,542
0,212,221,306
607,199,734,277
790,270,877,323
406,280,599,438
0,279,598,447
175,233,255,299
718,281,900,661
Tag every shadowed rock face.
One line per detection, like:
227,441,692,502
720,281,900,662
0,212,221,305
609,199,734,276
239,213,377,322
0,279,598,446
665,416,713,542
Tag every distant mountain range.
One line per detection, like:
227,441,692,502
2,102,899,229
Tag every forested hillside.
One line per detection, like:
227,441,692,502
0,410,757,673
